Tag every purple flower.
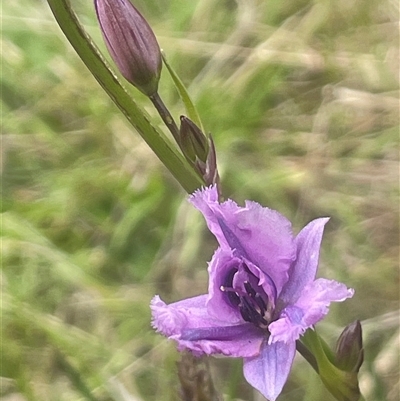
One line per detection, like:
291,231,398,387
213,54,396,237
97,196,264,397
151,186,354,401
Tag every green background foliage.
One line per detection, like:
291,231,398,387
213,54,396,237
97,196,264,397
2,0,399,400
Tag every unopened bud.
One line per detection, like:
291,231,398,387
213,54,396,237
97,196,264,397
179,116,220,192
195,136,220,190
203,136,219,187
179,116,209,163
94,0,162,96
335,320,364,373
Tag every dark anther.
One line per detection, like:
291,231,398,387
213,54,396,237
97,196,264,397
237,282,271,328
239,297,256,323
222,267,272,329
244,281,256,297
254,293,267,311
239,307,251,323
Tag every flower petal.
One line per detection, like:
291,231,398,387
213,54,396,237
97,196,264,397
269,279,354,343
151,294,208,336
206,248,243,323
190,186,295,294
295,278,355,326
243,259,278,307
189,186,239,250
267,305,307,344
243,340,296,401
278,218,329,308
151,295,264,357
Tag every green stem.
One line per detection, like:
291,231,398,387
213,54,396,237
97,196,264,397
149,92,181,144
46,0,203,194
296,339,319,373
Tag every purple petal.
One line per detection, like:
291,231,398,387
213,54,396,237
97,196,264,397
190,186,296,294
295,278,355,326
244,259,278,306
151,295,264,357
189,186,237,250
269,279,354,343
181,324,260,342
278,218,329,308
279,218,329,308
243,340,296,401
267,305,307,344
206,248,244,323
151,294,209,337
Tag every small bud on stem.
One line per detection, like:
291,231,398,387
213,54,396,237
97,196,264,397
95,0,162,96
179,117,220,191
335,320,364,373
179,116,209,164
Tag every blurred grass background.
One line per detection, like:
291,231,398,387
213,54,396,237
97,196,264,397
1,0,399,400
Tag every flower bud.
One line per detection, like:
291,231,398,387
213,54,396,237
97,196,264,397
194,136,220,191
303,328,362,401
179,116,209,163
335,320,364,373
202,136,220,187
94,0,162,96
178,116,220,192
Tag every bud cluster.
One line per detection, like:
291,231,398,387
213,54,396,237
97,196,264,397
95,0,220,190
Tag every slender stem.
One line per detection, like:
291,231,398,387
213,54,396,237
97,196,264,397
296,339,319,373
149,92,181,144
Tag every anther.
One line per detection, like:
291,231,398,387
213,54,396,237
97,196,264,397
244,281,256,297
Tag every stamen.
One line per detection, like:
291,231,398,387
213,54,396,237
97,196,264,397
244,281,256,297
239,298,254,323
221,268,240,306
254,293,267,311
237,279,272,328
221,265,274,329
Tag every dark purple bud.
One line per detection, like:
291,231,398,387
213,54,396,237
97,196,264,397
204,136,219,187
335,320,364,373
178,116,220,193
197,136,220,192
179,116,209,163
94,0,162,96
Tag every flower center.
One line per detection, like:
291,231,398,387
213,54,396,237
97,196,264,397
221,265,274,330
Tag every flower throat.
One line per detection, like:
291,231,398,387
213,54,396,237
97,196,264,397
221,265,273,329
